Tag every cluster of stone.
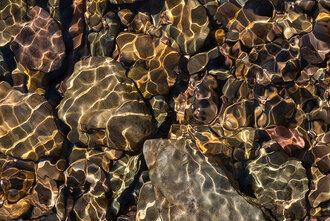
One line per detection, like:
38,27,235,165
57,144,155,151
0,0,328,220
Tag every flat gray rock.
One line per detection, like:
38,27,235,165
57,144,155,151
138,138,265,221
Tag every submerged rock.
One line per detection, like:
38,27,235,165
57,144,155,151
0,0,328,219
160,0,211,55
247,141,309,220
0,81,64,161
117,32,180,98
0,0,26,47
58,56,154,152
138,138,265,221
10,6,65,73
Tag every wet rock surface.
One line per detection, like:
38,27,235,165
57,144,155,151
139,138,265,221
0,81,64,161
0,0,328,220
58,56,154,152
10,6,65,73
0,0,26,47
247,141,309,220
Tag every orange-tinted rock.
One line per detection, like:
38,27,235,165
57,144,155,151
161,0,210,55
0,0,26,46
85,0,107,31
0,81,64,161
58,57,154,151
117,32,180,98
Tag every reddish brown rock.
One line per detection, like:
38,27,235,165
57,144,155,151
10,6,65,72
265,126,305,155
